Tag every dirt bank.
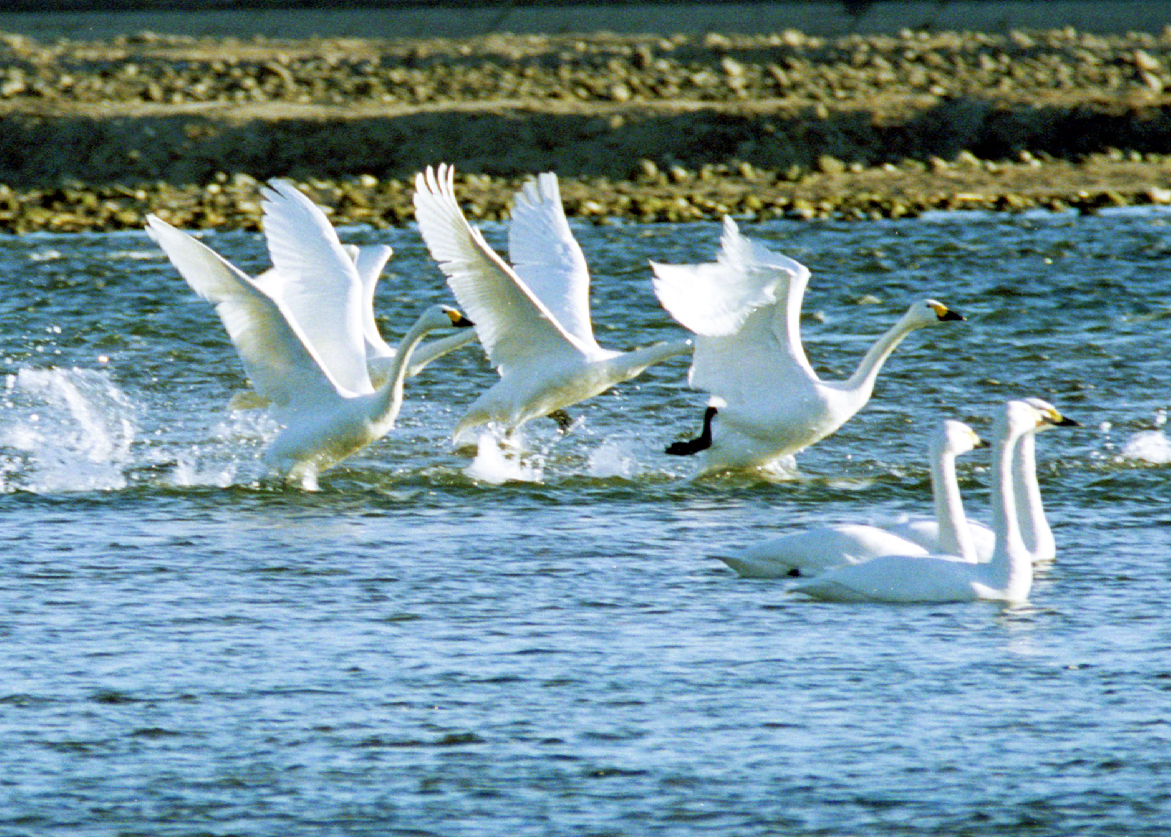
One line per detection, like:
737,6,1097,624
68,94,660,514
0,24,1168,231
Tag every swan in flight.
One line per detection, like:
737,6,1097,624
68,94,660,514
147,182,473,488
204,191,474,410
792,399,1077,604
652,217,964,474
717,419,985,578
413,163,692,443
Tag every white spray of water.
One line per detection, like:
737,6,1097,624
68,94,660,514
0,367,137,492
1117,409,1171,466
587,438,639,479
1121,430,1171,465
465,431,544,484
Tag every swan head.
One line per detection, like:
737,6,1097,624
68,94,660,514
426,305,475,330
933,419,985,457
905,299,965,327
1002,398,1079,440
1022,397,1081,430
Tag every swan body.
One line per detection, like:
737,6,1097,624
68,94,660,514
653,217,964,473
147,182,473,487
793,399,1075,604
720,524,930,579
717,419,983,578
413,164,692,442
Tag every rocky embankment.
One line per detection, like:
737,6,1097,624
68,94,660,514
0,25,1169,231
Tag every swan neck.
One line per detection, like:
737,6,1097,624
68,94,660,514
372,315,439,421
988,421,1030,597
931,448,972,560
1014,431,1052,559
844,316,917,398
612,339,692,377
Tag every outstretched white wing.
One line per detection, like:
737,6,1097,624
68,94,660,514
146,215,344,418
507,172,596,347
652,216,808,335
687,305,814,403
653,217,816,395
413,164,595,377
351,243,395,360
260,180,372,395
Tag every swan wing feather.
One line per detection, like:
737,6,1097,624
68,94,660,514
687,305,815,402
413,164,594,376
260,180,372,395
506,172,596,347
146,215,346,417
651,216,809,337
352,243,395,360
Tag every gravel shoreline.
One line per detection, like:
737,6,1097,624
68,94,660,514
0,25,1169,231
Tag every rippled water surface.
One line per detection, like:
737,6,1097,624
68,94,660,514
0,210,1168,835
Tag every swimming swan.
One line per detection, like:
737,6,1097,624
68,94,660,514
717,419,984,578
653,217,964,474
884,397,1076,562
147,186,473,487
792,399,1075,604
875,419,992,562
413,163,692,443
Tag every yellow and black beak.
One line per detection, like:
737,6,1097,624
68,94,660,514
447,310,475,328
930,302,965,322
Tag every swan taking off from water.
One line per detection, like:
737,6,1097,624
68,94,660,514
413,163,692,443
197,189,473,411
228,242,475,410
652,217,964,474
718,419,985,578
792,399,1077,604
147,181,473,487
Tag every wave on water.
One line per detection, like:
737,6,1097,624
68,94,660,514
0,366,136,492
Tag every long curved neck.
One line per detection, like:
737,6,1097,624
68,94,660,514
1013,430,1054,561
986,421,1031,599
609,338,693,382
406,328,478,378
371,316,441,425
843,314,918,401
931,446,974,560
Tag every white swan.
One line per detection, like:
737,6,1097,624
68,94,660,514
883,398,1077,562
147,185,473,487
412,164,692,443
717,419,984,578
652,217,964,474
207,189,474,412
792,399,1074,604
878,419,992,562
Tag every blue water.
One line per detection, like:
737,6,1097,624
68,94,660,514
0,209,1168,835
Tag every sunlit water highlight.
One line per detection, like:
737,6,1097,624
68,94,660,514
0,210,1168,835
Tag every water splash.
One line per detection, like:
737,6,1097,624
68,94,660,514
0,367,137,492
1120,430,1171,465
587,438,639,479
465,431,543,484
